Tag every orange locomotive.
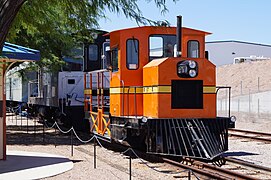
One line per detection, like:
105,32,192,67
83,16,234,160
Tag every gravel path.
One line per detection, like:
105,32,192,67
5,114,271,179
6,116,187,180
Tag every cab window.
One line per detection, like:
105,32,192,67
149,35,176,61
112,47,118,72
126,39,139,70
187,40,199,58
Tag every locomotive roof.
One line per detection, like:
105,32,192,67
108,26,211,36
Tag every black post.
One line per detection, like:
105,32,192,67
34,118,36,137
43,118,45,143
94,137,96,169
188,170,191,180
71,130,73,156
21,112,22,129
176,15,182,57
54,123,57,148
129,151,132,180
26,111,28,134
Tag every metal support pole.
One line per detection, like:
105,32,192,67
71,130,73,156
94,137,96,169
129,150,132,180
188,170,191,180
34,118,36,137
43,118,45,143
26,110,28,134
21,113,22,129
55,124,57,148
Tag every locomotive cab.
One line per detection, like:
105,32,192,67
84,17,233,161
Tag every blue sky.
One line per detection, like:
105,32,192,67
99,0,271,44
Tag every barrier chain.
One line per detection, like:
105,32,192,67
12,115,200,180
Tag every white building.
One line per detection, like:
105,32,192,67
206,40,271,66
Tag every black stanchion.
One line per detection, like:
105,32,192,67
21,113,22,129
129,150,132,180
71,130,73,156
43,118,45,143
54,123,57,148
188,170,191,180
26,113,28,134
94,138,96,169
34,118,36,137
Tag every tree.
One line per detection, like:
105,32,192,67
1,0,175,50
0,0,25,52
1,0,176,72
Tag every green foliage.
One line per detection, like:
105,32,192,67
6,0,176,73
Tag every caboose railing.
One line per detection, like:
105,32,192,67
90,110,110,136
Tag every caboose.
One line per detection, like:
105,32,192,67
83,16,235,160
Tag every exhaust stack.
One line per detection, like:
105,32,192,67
176,16,182,57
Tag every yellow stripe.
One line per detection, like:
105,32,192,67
203,86,216,93
110,87,143,94
84,89,92,95
108,85,216,94
143,86,171,93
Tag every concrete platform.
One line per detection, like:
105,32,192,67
0,151,73,179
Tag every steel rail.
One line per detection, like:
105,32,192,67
229,128,271,137
229,129,271,143
163,158,257,180
225,157,271,173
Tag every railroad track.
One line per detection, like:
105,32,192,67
163,157,266,180
228,128,271,143
224,157,271,179
8,116,271,179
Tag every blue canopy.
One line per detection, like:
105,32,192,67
1,42,40,61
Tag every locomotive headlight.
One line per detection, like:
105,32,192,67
230,116,237,123
188,60,196,69
177,60,198,78
189,69,197,77
142,116,148,123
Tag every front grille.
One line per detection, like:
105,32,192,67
171,80,203,109
146,118,229,160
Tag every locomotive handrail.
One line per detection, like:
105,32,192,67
216,86,231,118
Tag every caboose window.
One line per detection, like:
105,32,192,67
126,39,139,70
112,47,119,72
149,35,176,61
88,44,98,61
187,40,199,58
